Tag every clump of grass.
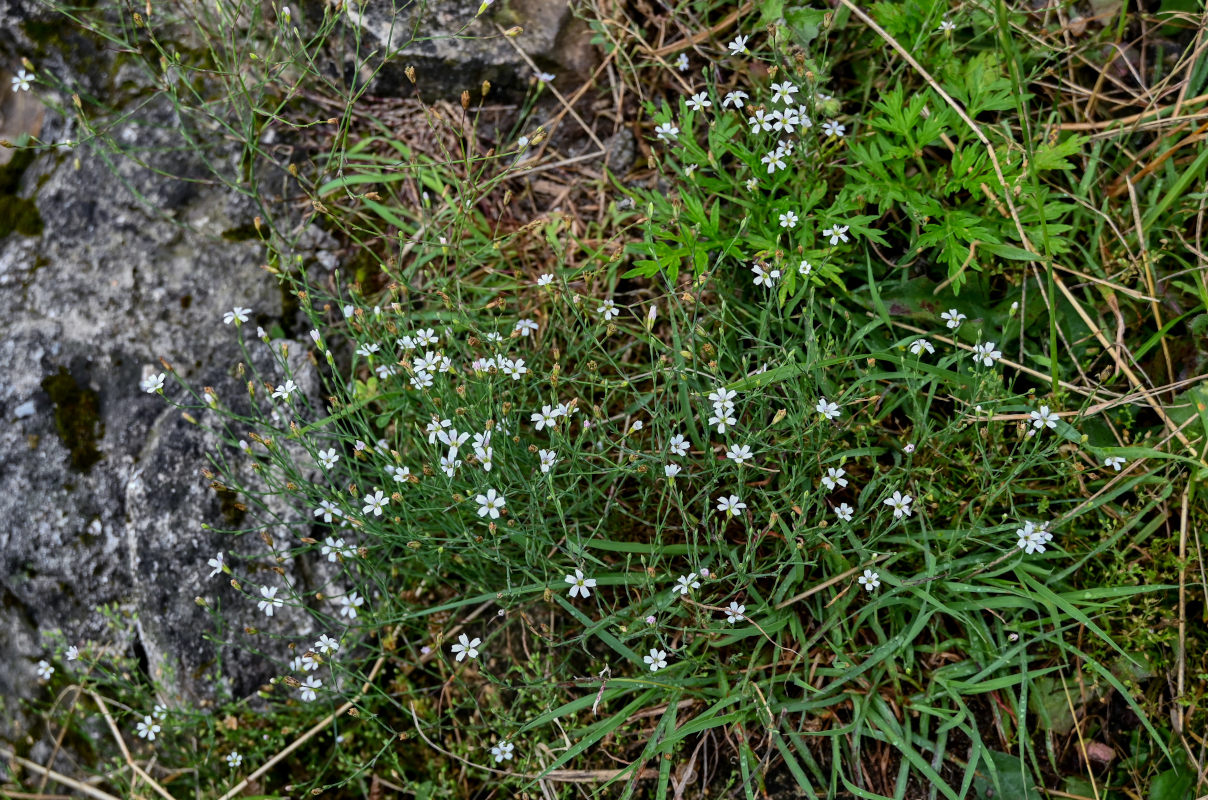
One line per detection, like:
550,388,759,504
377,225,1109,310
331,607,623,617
8,0,1208,798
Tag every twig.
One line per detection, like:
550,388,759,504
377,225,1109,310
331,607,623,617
0,746,123,800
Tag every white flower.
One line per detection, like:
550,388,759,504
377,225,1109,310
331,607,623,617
415,327,439,346
515,318,539,337
815,397,841,420
292,653,319,672
727,34,749,55
664,463,682,478
686,91,711,111
223,307,251,325
141,373,166,394
1015,520,1053,555
751,263,779,287
537,70,556,82
909,339,935,356
668,433,690,457
565,569,597,598
490,740,515,763
317,448,340,469
775,109,802,133
716,494,746,517
299,676,322,702
438,428,470,450
725,601,746,623
779,211,799,229
674,53,689,71
597,299,619,321
356,342,380,358
972,342,1002,367
654,122,679,142
643,648,669,672
822,225,850,245
821,120,846,138
207,551,225,578
476,488,506,519
857,569,881,592
258,586,283,616
385,464,412,483
440,449,463,477
451,633,481,662
339,591,364,619
941,309,966,329
798,260,812,276
35,660,54,680
362,489,388,517
531,405,559,431
226,751,243,768
538,449,558,473
748,109,773,133
65,646,79,661
770,81,798,104
11,69,33,92
1103,455,1126,471
938,19,956,31
136,715,161,740
272,380,298,400
726,444,753,465
1030,406,1059,430
320,536,346,562
835,502,854,522
426,418,452,444
760,149,787,174
537,273,554,286
314,499,343,523
314,634,341,656
708,411,738,434
883,491,913,518
722,90,749,109
673,573,701,595
821,467,848,490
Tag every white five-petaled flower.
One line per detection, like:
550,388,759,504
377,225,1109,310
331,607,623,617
727,34,749,55
1103,455,1126,471
822,225,850,245
770,80,798,104
11,69,33,92
857,569,881,592
751,263,780,287
822,467,848,490
317,448,339,469
299,675,322,702
1015,520,1053,555
272,380,298,400
141,373,166,394
35,659,54,680
883,491,913,518
675,53,689,71
226,751,243,768
315,634,340,655
644,648,669,672
1030,406,1059,430
502,357,528,380
835,502,854,522
673,573,701,595
686,91,711,111
490,740,515,763
725,601,746,623
65,646,79,661
515,318,538,337
362,489,388,517
531,405,559,431
716,494,746,517
779,210,799,229
972,342,1002,367
668,433,690,457
910,339,935,356
723,90,748,109
537,273,554,286
654,122,679,142
339,591,364,619
938,19,956,31
748,109,773,133
664,463,682,478
476,488,506,519
223,307,251,325
136,715,161,740
207,551,225,578
565,569,597,598
314,499,343,523
761,149,787,174
726,444,753,465
597,299,619,321
815,397,841,420
821,120,846,138
451,633,481,662
538,449,557,473
941,309,966,329
258,585,283,616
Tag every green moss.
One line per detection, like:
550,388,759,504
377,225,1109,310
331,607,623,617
0,148,44,239
221,222,261,242
40,368,104,472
